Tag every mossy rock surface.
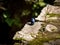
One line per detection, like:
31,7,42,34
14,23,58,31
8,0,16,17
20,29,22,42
28,32,60,45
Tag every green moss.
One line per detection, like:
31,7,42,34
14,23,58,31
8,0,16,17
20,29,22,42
28,32,60,45
47,13,60,17
15,37,25,41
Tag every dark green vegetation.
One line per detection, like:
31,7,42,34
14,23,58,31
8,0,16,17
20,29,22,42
4,0,46,27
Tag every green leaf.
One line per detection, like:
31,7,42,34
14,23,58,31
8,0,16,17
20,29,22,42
39,2,46,7
3,13,7,18
5,18,14,26
33,4,37,8
21,9,31,16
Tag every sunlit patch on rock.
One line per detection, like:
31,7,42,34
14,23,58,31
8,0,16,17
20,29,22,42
45,24,58,32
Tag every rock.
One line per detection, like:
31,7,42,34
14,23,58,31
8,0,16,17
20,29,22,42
49,40,55,45
45,24,58,32
54,0,60,2
35,14,46,21
43,39,60,45
13,22,44,41
35,4,60,21
43,42,51,45
46,16,58,21
54,39,60,45
13,4,60,43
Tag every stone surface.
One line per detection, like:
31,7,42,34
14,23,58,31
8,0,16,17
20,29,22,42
13,4,60,43
43,42,51,45
45,24,58,32
13,22,44,41
35,4,60,21
54,0,60,2
43,39,60,45
35,4,60,32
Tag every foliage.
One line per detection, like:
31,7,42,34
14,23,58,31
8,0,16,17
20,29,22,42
21,9,31,16
32,0,46,17
3,11,23,28
5,18,14,26
2,0,46,28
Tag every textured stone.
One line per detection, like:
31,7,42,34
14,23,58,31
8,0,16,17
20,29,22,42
43,42,51,45
45,24,58,32
35,4,60,21
13,22,44,41
13,4,60,42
